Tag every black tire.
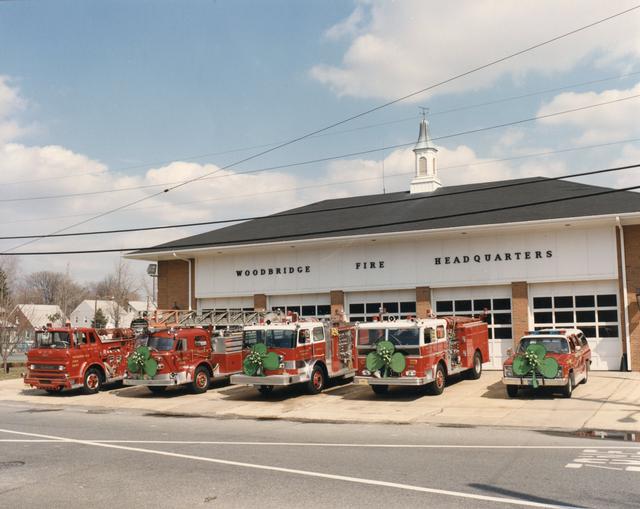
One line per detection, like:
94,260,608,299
257,385,274,396
561,373,574,398
82,368,102,395
306,365,326,395
581,364,589,385
148,386,167,395
506,385,519,398
191,366,210,394
427,363,446,395
45,388,63,395
466,350,483,380
371,384,389,395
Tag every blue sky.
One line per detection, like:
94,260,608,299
0,0,639,287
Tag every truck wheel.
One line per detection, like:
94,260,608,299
427,363,446,395
506,385,519,398
561,374,574,399
82,368,102,395
306,365,326,395
466,350,483,380
371,385,389,395
257,385,274,396
191,366,210,394
148,386,167,395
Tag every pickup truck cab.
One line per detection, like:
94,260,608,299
503,328,591,398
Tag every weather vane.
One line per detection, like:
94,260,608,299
419,106,430,120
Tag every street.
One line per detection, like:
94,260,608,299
0,401,638,508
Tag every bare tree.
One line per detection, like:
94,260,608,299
0,256,23,373
92,260,140,327
18,268,88,317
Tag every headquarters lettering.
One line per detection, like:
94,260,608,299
236,266,311,277
435,250,553,265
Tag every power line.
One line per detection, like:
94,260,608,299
1,162,638,240
4,181,640,255
3,69,639,188
2,135,639,227
6,5,638,254
2,92,639,204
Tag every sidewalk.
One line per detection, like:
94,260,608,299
3,371,640,433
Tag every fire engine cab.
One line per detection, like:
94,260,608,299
123,326,244,394
230,316,356,395
24,326,135,394
354,316,489,395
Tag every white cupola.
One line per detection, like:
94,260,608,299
410,113,440,194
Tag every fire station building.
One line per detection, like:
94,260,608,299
127,119,640,372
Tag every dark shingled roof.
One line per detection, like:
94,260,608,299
135,177,640,253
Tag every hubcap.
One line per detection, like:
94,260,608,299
196,372,207,388
475,356,481,372
87,374,99,389
436,370,444,388
313,371,323,389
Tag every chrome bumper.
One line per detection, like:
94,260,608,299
354,375,433,386
230,373,305,386
123,372,188,387
502,376,568,387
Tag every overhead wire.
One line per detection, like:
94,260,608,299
3,69,639,188
5,4,638,255
4,179,640,255
2,92,639,204
0,161,636,239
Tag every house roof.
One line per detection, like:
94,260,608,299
16,304,65,328
131,177,640,255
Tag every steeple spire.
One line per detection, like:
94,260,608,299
410,111,440,194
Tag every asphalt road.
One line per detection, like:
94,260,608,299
0,401,638,509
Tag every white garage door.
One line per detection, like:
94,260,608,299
269,293,331,319
346,290,417,322
433,286,512,370
199,296,254,312
529,281,622,371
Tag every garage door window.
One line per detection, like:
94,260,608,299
532,294,618,340
271,304,331,319
349,300,416,322
435,298,512,340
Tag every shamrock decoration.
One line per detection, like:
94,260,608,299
243,343,279,376
512,343,559,388
127,346,158,378
365,340,406,378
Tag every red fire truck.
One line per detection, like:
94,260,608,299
354,316,489,395
24,326,135,394
230,317,356,395
123,326,244,394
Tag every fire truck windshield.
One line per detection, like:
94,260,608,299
519,337,570,354
147,336,175,351
358,328,420,346
34,331,70,349
243,329,296,349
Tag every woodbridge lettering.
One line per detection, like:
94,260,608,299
434,250,553,265
235,266,311,277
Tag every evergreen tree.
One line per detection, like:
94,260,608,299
92,308,107,328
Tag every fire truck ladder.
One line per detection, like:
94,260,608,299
150,309,268,328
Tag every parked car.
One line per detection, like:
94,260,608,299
503,328,591,398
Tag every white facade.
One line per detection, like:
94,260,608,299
69,300,131,328
185,221,622,371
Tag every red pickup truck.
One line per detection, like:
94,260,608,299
24,326,135,394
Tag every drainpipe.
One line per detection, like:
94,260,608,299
616,217,632,371
172,252,192,311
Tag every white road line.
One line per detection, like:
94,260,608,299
585,464,623,471
0,428,582,509
565,464,582,469
0,438,639,449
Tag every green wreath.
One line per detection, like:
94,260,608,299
365,340,406,378
127,346,158,378
243,343,279,376
512,343,559,388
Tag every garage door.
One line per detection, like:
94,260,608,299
433,286,512,370
346,290,416,322
529,281,622,371
269,293,331,320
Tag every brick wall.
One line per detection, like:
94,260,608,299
330,290,345,321
511,281,529,346
157,259,195,310
253,294,267,311
622,225,640,371
416,286,431,318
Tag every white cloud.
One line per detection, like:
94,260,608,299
0,76,28,143
536,82,640,144
311,1,640,100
